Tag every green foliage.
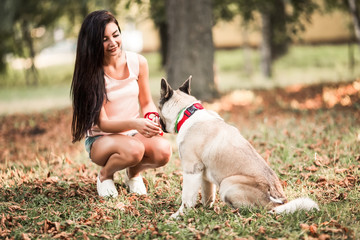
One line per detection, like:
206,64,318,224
0,0,67,56
0,0,120,81
323,0,351,12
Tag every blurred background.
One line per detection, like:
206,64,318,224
0,0,359,113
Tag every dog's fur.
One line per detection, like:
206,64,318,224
159,76,319,218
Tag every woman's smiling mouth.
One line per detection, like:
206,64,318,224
109,46,118,52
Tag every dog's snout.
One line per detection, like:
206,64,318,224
159,117,168,133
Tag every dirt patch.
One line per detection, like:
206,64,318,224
0,108,83,166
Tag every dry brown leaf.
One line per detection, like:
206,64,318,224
213,205,220,215
309,224,318,234
82,232,90,240
318,234,331,240
258,226,266,234
300,223,309,230
305,166,319,172
323,227,343,233
21,233,31,240
335,168,347,174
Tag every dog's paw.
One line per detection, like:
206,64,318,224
170,206,187,219
170,211,181,219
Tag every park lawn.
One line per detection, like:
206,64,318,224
1,79,359,239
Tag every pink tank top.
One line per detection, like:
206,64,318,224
87,51,140,137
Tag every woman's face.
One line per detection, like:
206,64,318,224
103,22,122,58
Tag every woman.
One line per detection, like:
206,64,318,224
71,10,172,198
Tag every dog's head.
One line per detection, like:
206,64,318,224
158,76,198,134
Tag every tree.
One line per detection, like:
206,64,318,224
324,0,360,49
0,0,118,86
148,0,168,67
231,0,318,78
347,0,360,48
128,0,236,68
322,0,360,71
0,0,70,85
166,0,217,101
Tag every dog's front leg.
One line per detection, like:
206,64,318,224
170,172,202,219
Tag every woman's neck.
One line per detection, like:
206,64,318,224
104,50,123,67
103,50,129,80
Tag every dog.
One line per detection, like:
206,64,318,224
158,76,319,219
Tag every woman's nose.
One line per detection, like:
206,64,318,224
109,38,116,46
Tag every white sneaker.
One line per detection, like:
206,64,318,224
97,176,118,198
124,171,147,195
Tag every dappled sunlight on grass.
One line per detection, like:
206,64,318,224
208,79,360,114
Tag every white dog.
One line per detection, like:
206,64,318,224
158,76,319,218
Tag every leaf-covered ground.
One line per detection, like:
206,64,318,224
1,80,360,239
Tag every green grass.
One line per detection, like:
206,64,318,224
215,44,360,91
1,107,359,239
0,85,71,114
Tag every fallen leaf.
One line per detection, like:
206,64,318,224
305,166,318,172
335,168,347,174
258,226,266,234
323,227,343,233
213,225,221,231
213,205,220,215
318,234,331,240
65,220,74,225
309,224,318,234
300,223,309,230
225,220,231,228
21,233,31,240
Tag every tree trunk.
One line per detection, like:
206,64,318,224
166,0,217,101
260,11,272,78
159,22,168,67
21,22,38,86
270,0,288,60
347,0,360,49
259,0,288,78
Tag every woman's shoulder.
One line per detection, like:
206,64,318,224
126,51,147,65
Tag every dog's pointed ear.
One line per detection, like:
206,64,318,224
160,78,173,100
179,75,192,95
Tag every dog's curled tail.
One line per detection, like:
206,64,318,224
272,197,319,214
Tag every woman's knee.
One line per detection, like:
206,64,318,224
153,141,172,167
124,138,145,166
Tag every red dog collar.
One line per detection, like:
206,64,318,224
175,103,204,133
144,112,163,136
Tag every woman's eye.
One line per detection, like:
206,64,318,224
113,34,119,38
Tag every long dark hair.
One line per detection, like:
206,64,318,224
71,10,121,142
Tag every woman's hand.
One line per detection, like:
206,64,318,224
134,118,162,138
143,112,163,136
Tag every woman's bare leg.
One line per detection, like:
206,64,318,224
127,134,172,178
90,134,145,181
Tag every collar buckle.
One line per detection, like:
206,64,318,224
175,102,204,133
